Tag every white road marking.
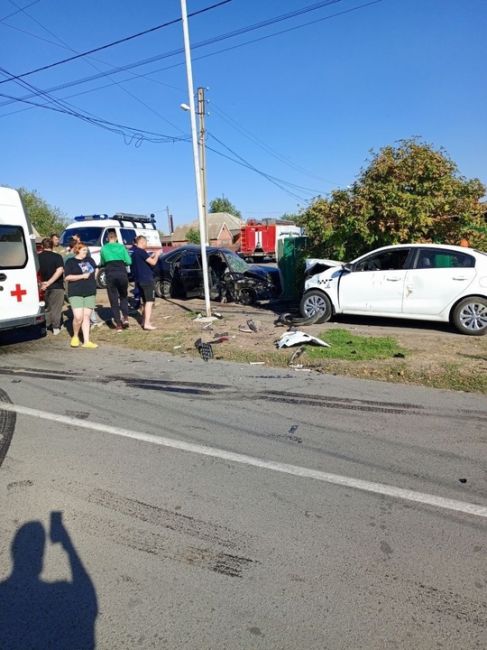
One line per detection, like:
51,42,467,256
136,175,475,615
2,402,487,519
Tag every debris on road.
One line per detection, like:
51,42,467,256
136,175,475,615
247,319,260,332
276,331,330,349
274,312,323,327
288,346,306,366
194,338,214,361
193,314,218,325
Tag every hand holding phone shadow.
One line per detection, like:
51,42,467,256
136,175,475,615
0,513,98,649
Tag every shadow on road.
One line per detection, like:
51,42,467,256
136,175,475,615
0,514,98,649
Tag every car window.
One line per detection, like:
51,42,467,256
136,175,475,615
180,252,200,269
354,248,410,272
121,228,136,245
0,225,27,269
161,250,182,264
416,249,475,269
60,227,103,247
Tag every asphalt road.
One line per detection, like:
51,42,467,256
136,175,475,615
0,340,486,649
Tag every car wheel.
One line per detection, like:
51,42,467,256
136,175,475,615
238,288,257,305
300,290,332,324
155,279,171,299
452,296,487,335
97,269,107,289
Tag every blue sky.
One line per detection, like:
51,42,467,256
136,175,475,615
1,0,486,231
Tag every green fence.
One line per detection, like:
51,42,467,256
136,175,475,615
277,236,309,301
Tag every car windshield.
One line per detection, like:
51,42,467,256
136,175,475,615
60,227,103,247
225,252,250,274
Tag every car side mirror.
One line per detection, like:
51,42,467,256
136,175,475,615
342,263,353,272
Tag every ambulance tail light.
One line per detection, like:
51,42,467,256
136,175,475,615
37,270,45,302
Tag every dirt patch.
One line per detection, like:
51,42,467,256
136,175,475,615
83,291,487,393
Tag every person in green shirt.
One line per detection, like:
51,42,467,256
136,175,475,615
100,229,132,331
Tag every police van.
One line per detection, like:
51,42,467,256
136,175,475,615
60,213,162,288
0,187,46,337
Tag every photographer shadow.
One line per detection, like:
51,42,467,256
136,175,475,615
0,516,98,649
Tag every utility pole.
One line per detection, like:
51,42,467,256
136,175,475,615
180,0,211,318
166,206,174,234
197,87,209,245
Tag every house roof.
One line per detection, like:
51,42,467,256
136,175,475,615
205,212,243,234
168,212,243,242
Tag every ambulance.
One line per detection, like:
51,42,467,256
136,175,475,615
0,187,46,336
60,213,162,288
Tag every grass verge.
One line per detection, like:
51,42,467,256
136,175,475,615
305,328,405,361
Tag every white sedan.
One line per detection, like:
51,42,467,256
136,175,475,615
300,244,487,335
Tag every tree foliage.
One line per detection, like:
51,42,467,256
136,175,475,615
18,187,67,236
209,196,241,218
298,139,486,259
186,227,200,244
279,211,300,222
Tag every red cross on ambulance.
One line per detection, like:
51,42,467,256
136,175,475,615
10,283,27,302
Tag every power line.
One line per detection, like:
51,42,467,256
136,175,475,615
0,89,188,144
0,0,345,90
207,132,323,202
0,0,232,86
0,0,355,110
0,0,383,114
0,0,39,22
210,102,338,186
5,0,186,134
0,67,187,145
207,142,306,202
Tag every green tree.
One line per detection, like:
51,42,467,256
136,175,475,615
186,227,200,244
18,187,67,235
298,139,486,259
209,196,241,218
279,212,301,222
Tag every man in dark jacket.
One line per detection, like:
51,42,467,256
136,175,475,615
38,237,64,334
131,235,159,330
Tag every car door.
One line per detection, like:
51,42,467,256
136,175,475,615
403,248,477,316
178,250,203,298
0,220,40,323
339,247,412,314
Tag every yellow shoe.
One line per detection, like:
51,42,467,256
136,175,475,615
70,336,80,348
81,341,98,349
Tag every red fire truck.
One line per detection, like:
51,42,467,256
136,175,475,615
239,220,301,262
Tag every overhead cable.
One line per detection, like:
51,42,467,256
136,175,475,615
207,133,321,202
5,0,186,134
210,102,337,186
0,0,383,109
0,67,187,144
0,0,40,23
0,0,232,85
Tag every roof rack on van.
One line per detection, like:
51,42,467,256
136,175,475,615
112,213,156,224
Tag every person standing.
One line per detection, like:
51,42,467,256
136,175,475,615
50,233,64,255
100,229,131,332
38,237,65,335
64,242,99,349
64,236,103,328
131,235,159,330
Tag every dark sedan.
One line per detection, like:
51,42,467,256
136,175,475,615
154,245,281,305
